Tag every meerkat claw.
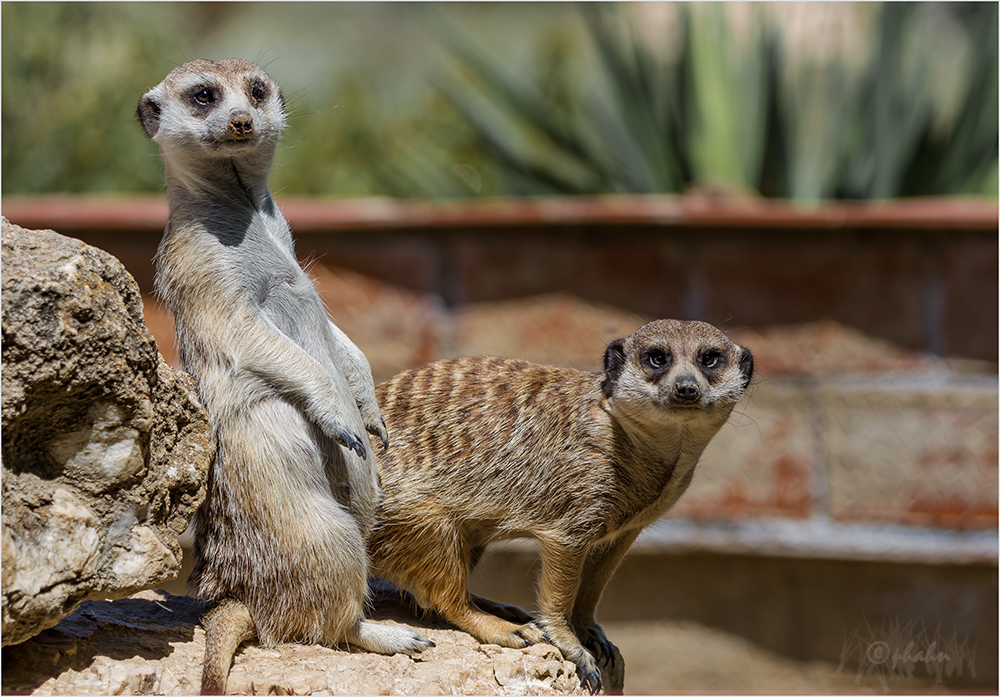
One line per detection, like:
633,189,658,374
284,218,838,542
366,418,389,451
579,666,603,695
336,429,367,460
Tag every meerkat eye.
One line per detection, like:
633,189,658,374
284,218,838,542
701,349,725,370
189,87,217,106
646,349,670,370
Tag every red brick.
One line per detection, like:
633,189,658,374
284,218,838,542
452,293,649,369
824,383,998,530
452,230,689,320
670,385,816,520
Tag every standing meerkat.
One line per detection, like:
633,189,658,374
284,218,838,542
137,59,432,694
369,319,753,693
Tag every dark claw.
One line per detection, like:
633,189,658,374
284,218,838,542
366,418,389,452
341,430,367,460
579,665,603,695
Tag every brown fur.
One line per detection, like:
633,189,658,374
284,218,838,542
369,319,753,693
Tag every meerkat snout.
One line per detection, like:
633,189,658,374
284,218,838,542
228,110,254,137
672,374,701,404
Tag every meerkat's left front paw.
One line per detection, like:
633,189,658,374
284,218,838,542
364,413,389,451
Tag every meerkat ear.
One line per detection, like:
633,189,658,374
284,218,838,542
738,346,754,388
137,93,162,139
601,338,627,398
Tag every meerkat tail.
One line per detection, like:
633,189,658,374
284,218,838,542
201,598,256,695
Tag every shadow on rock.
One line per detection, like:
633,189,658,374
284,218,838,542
2,591,208,694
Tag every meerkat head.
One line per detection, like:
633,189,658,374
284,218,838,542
137,59,286,163
601,319,753,431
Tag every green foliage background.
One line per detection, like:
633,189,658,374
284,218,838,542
2,2,996,201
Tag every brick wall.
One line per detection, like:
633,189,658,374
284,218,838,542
4,195,997,558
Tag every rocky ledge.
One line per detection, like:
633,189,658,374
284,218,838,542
2,586,586,696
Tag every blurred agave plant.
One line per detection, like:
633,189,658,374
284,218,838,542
397,2,997,201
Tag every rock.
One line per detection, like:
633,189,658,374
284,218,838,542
1,589,587,696
1,219,213,646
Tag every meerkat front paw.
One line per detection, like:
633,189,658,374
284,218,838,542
569,649,603,694
535,619,603,694
332,425,368,460
577,623,624,692
364,413,389,451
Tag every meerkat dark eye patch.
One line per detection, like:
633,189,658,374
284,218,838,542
644,348,672,371
248,79,270,107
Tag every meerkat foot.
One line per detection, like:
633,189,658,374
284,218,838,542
514,621,548,644
472,620,546,649
563,647,602,695
442,608,545,649
346,620,434,656
534,619,603,694
578,624,624,692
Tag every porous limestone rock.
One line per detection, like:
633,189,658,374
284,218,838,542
1,219,213,646
1,589,587,696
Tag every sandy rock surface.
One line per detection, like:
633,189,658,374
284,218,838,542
1,220,213,646
2,589,587,696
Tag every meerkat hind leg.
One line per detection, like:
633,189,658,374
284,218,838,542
409,542,545,647
440,595,547,648
345,619,435,655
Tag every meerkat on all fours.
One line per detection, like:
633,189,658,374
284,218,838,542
136,58,432,694
369,319,753,694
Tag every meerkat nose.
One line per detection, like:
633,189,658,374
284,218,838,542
672,376,701,403
229,110,254,137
